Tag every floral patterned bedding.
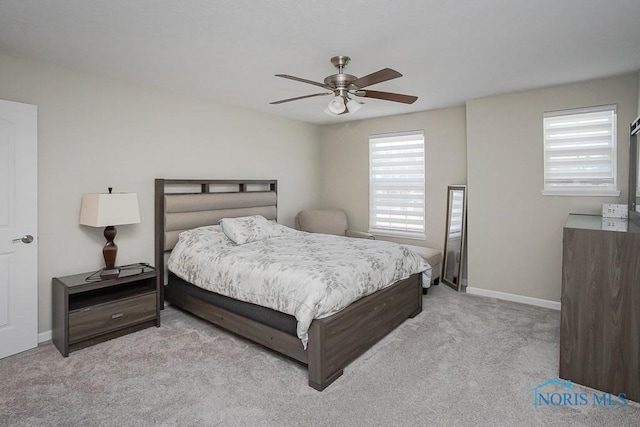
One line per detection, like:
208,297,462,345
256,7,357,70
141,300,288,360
167,223,430,347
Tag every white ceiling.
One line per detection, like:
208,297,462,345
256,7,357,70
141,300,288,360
0,0,639,125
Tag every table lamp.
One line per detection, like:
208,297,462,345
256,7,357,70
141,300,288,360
79,188,141,278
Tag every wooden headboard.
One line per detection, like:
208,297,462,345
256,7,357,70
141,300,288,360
154,179,278,304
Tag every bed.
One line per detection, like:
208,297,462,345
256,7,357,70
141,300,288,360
155,179,424,391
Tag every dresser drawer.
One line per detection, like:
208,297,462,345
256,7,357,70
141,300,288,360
69,292,157,342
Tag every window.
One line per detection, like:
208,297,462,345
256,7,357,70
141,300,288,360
369,130,425,239
542,105,619,196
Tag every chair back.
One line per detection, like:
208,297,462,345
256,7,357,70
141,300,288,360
296,209,348,236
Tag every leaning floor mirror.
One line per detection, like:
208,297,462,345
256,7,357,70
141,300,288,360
442,185,467,292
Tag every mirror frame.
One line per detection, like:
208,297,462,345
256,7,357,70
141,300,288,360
442,185,467,292
629,116,640,229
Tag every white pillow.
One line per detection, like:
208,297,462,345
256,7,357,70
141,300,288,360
220,215,272,245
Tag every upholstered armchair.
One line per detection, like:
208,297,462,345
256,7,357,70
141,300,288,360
295,209,374,239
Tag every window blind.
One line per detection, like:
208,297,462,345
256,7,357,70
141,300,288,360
369,130,425,239
543,105,617,195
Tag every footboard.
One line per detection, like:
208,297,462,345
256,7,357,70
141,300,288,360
166,272,422,391
307,273,422,390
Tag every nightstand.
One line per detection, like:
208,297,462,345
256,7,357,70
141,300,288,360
52,265,159,357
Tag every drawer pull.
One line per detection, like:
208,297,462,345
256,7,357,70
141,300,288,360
111,313,124,320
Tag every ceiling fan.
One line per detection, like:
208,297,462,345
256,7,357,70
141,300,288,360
270,55,418,116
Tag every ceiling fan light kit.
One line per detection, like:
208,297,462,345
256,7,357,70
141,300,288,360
345,98,362,114
270,55,418,117
324,96,363,117
327,95,346,114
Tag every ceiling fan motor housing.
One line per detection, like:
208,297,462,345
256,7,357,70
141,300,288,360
324,73,357,91
326,56,358,91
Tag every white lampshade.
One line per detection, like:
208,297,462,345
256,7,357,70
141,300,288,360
327,96,346,114
346,98,363,114
79,193,141,227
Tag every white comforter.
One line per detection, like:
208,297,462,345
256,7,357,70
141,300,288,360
167,224,429,347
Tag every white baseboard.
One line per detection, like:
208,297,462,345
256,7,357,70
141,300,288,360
38,330,52,344
466,287,561,310
34,291,557,343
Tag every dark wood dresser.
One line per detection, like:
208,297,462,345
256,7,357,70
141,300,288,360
560,214,640,402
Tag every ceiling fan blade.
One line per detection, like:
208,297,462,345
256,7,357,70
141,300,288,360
356,90,418,104
269,92,332,105
275,74,333,90
350,68,402,89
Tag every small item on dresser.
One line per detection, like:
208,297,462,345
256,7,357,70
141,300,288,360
602,217,628,232
602,203,628,218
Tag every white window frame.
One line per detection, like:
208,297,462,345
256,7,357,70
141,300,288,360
542,104,620,196
369,130,426,240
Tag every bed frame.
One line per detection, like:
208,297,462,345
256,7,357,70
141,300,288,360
155,178,422,391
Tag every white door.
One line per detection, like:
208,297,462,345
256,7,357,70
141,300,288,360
0,99,38,359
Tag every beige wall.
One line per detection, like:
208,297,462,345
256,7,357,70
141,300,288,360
319,106,467,252
466,73,639,302
2,49,637,334
0,54,322,334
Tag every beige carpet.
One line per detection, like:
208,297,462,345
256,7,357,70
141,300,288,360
1,284,638,426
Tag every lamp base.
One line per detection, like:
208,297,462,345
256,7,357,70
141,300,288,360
102,225,118,277
100,268,120,279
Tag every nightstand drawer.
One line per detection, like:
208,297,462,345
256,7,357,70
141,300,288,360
69,292,156,342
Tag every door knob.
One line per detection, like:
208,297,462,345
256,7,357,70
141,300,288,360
12,235,34,244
